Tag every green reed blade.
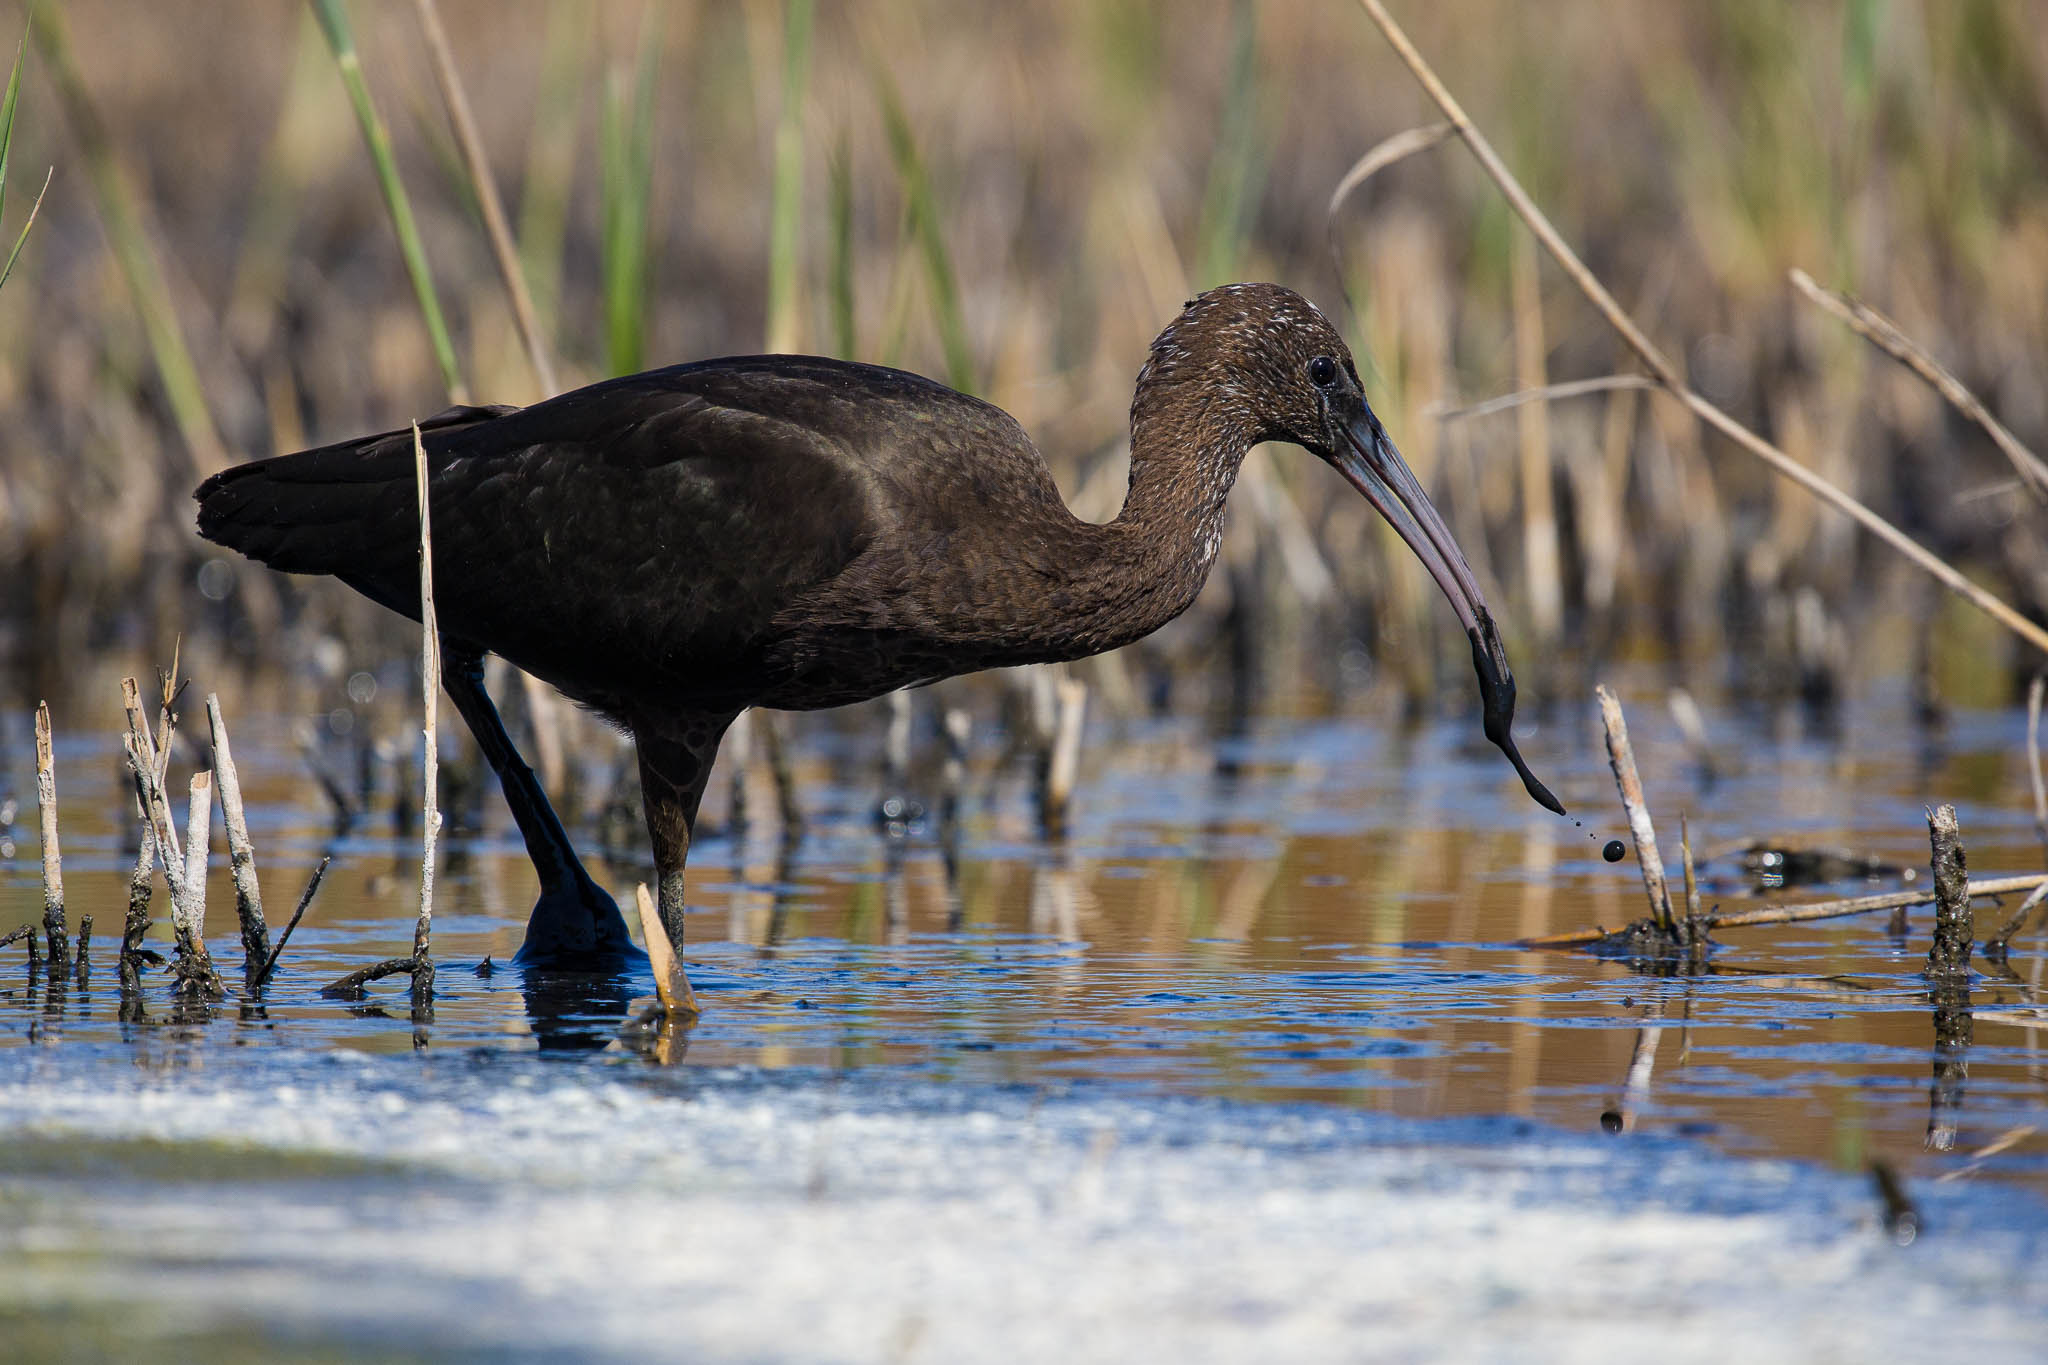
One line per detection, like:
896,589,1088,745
0,19,25,223
310,0,468,404
0,164,49,293
828,134,855,360
516,0,589,340
765,0,814,354
29,0,223,468
875,69,973,394
600,7,660,378
1193,0,1261,289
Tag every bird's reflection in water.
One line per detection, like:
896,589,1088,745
521,964,641,1052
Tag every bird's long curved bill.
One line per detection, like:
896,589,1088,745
1333,414,1566,816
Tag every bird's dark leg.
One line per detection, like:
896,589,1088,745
442,651,639,967
632,711,736,953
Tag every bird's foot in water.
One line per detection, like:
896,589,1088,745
512,878,648,972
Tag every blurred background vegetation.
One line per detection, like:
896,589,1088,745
3,0,2047,783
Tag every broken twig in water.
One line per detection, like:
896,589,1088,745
1518,872,2048,947
32,700,68,967
1984,879,2048,962
319,957,417,1000
1595,685,1674,933
1925,804,1972,977
252,855,331,991
206,693,271,987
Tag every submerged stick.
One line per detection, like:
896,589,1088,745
1925,804,1972,978
32,700,67,966
253,854,331,991
1518,872,2048,947
412,422,441,1010
73,914,90,983
319,957,415,999
121,820,154,992
636,882,698,1017
1595,685,1673,931
206,694,271,986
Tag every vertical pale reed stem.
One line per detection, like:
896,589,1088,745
33,700,68,964
1595,685,1673,930
413,423,441,1004
183,771,212,942
206,693,271,984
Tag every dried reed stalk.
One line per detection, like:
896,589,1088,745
1510,231,1562,641
1679,814,1702,924
1595,685,1673,931
1350,0,2048,660
172,767,223,999
410,0,557,396
1428,376,1659,424
1326,121,1455,268
122,710,217,994
1984,879,2048,961
182,770,211,932
412,422,441,1008
32,700,67,965
1042,675,1088,841
205,693,271,985
1789,268,2048,504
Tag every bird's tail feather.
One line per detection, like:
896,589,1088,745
193,404,514,578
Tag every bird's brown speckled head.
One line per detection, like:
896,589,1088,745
1135,283,1364,455
1139,283,1565,817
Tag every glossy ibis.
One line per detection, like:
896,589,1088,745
196,283,1561,969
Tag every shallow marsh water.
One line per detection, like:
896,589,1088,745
1,681,2046,1358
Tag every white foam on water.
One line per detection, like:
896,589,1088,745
0,1046,2042,1362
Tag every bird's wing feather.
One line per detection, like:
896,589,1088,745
199,360,953,705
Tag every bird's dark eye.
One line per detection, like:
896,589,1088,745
1308,355,1338,389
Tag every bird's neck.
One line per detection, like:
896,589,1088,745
1058,380,1257,655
